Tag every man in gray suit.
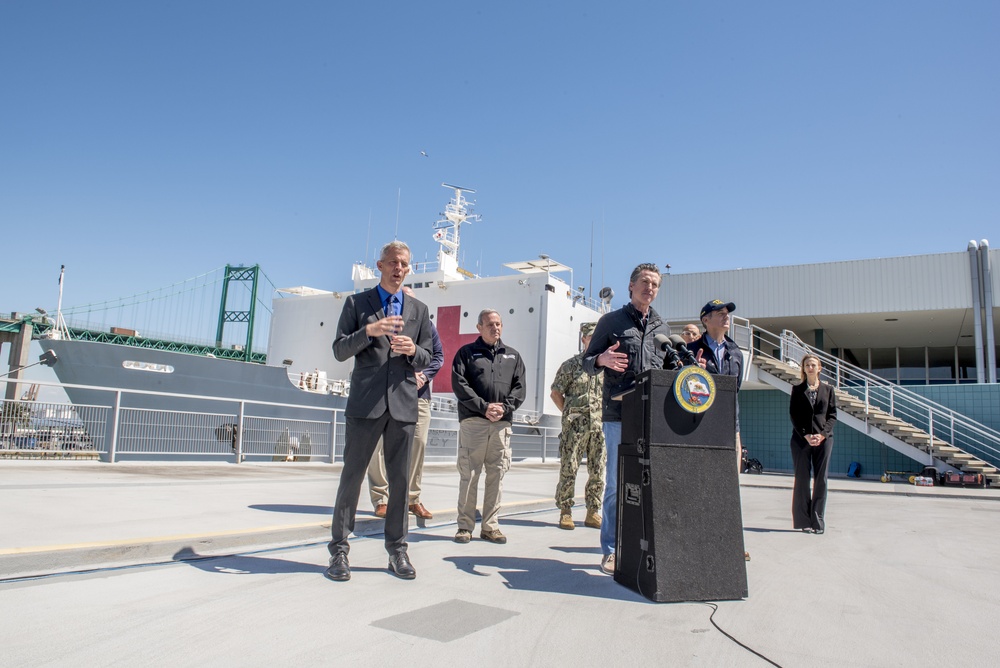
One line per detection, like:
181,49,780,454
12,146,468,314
326,240,434,582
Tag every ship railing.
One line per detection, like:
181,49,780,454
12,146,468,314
410,261,442,274
574,293,612,314
290,370,351,397
1,378,563,464
362,260,458,277
430,396,459,415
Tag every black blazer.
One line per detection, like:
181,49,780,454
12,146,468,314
789,381,837,439
333,287,433,422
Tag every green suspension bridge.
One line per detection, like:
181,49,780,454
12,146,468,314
12,265,281,364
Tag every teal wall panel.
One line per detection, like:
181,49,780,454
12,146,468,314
740,389,925,480
907,385,1000,432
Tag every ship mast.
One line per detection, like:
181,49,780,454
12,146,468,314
433,183,480,279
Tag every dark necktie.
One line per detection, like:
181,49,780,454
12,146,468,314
386,294,400,317
385,294,401,355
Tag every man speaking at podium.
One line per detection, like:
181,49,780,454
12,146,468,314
582,263,668,576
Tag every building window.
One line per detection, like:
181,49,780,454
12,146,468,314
957,347,979,383
869,348,897,383
928,347,956,384
897,347,926,386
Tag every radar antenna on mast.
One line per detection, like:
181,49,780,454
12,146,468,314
432,183,481,278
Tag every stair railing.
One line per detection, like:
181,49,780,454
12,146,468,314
750,325,1000,469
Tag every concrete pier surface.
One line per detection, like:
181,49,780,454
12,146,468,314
1,462,998,666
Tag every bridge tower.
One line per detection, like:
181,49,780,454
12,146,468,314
215,265,260,363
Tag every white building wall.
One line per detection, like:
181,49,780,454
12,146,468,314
656,251,974,321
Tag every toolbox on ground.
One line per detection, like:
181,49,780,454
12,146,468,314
941,471,986,488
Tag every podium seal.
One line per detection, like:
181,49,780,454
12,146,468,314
674,366,716,414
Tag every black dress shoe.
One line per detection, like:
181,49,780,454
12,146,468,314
388,552,416,580
325,553,350,582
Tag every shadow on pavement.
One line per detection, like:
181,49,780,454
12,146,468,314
248,504,333,515
172,547,324,576
548,544,603,555
743,526,799,533
405,531,470,544
494,516,566,529
442,555,645,602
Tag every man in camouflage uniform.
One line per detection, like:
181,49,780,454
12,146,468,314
550,321,605,530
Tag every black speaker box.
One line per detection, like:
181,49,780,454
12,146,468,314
614,370,748,603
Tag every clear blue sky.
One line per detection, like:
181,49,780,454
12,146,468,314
2,1,998,327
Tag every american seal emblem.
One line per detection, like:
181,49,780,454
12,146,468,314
673,366,716,414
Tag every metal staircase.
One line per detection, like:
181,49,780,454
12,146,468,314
746,325,1000,486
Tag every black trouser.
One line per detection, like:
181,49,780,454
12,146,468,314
329,413,414,557
789,432,833,531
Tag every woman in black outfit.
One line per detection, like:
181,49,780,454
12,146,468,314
789,354,837,534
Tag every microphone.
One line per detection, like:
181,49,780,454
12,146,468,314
654,334,683,370
668,334,699,367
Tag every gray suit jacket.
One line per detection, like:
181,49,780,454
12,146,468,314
333,287,433,422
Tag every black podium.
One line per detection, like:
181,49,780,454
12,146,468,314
615,369,748,602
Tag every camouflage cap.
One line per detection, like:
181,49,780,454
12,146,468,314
580,321,597,337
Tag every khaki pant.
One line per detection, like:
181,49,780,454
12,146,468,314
456,417,512,533
368,397,431,506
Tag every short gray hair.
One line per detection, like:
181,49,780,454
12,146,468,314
478,308,501,326
380,240,411,262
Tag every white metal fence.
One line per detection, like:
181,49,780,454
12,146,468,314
1,378,561,463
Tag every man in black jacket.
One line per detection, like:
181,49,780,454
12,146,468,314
451,309,526,545
582,263,668,575
687,299,745,463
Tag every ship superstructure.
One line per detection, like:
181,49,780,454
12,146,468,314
269,184,606,423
